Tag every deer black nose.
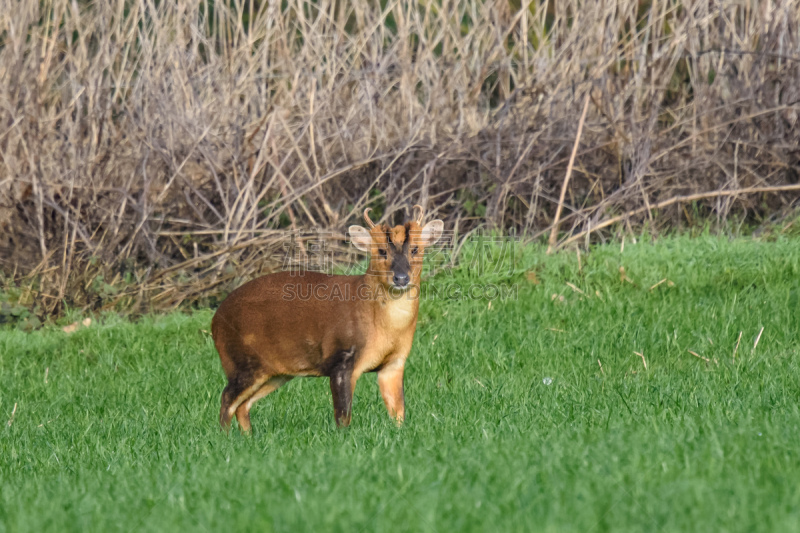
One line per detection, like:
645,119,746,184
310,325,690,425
393,273,410,287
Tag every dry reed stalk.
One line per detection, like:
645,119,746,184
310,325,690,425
547,92,591,254
560,184,800,249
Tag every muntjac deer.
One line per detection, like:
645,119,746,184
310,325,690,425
211,205,444,431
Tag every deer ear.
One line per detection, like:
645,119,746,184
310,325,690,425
420,220,444,245
349,225,373,251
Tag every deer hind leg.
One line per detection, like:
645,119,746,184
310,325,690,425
327,346,357,428
377,359,405,424
220,372,269,432
235,376,293,433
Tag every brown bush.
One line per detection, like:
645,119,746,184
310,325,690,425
1,0,799,314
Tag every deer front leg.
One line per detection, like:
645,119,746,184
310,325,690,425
328,347,356,428
377,359,405,424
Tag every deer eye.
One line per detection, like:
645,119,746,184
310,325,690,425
378,249,387,258
411,247,419,256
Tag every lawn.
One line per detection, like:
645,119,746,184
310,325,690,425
2,234,800,532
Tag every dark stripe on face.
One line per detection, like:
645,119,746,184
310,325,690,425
391,224,411,275
391,252,410,274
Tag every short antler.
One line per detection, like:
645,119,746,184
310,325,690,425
412,204,424,224
363,208,376,229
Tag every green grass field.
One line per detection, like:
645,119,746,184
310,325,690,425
2,234,800,532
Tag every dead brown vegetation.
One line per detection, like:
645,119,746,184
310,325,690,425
1,0,799,315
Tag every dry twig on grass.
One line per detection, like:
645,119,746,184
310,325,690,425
733,331,743,362
634,351,647,371
752,327,765,353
